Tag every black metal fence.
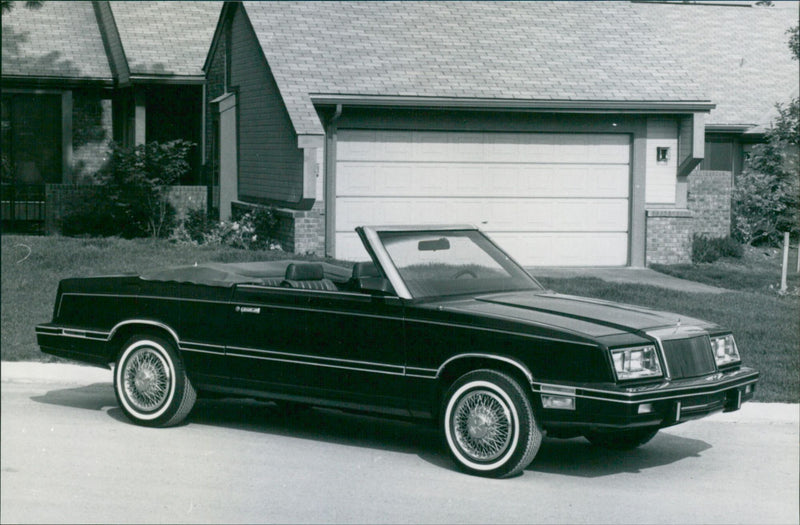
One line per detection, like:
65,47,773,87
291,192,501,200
1,183,45,234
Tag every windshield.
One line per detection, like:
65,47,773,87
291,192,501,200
377,229,543,299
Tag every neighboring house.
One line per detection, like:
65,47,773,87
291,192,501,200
1,0,221,229
204,0,798,266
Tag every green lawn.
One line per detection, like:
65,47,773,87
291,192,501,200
1,235,315,362
651,244,800,295
2,234,797,402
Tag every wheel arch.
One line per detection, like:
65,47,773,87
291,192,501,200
434,354,535,419
106,320,181,363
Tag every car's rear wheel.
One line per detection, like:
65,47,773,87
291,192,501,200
583,428,659,450
442,370,542,478
114,335,196,427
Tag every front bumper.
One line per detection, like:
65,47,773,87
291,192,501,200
534,367,759,431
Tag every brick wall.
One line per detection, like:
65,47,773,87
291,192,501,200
688,168,733,238
233,200,326,256
646,209,693,265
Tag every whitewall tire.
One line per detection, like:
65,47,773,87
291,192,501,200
114,335,196,427
442,370,542,478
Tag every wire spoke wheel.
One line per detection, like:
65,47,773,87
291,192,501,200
122,347,171,413
114,335,196,427
452,389,512,462
443,370,542,478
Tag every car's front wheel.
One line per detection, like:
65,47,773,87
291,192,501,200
442,370,542,478
583,428,659,450
114,334,196,427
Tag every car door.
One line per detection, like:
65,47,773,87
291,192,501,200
226,285,408,415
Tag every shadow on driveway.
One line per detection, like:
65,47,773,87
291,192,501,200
32,384,713,478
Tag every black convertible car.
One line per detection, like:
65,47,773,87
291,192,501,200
36,225,758,478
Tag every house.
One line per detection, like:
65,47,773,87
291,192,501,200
1,1,221,229
203,0,798,266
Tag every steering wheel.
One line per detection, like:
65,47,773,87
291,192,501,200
453,269,478,279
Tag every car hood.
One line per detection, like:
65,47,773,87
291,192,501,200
434,290,717,339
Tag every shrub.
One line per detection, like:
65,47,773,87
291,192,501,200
59,186,117,237
171,205,281,251
692,234,743,263
61,140,194,238
231,206,279,250
184,207,214,243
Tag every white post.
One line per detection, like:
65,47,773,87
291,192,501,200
780,232,789,292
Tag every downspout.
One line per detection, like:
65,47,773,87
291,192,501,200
325,104,343,257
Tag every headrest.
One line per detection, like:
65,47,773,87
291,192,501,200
284,263,325,281
351,262,380,279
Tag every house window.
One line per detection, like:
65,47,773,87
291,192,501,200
701,135,734,172
1,93,63,184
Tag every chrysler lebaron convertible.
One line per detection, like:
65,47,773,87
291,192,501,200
37,225,758,477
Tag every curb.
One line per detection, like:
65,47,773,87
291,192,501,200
2,362,797,423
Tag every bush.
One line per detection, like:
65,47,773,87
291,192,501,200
59,186,118,237
61,140,194,238
171,205,281,251
184,207,214,244
692,234,743,263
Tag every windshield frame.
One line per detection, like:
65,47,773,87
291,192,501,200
357,225,544,301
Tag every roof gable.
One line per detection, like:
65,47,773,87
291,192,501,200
1,1,112,81
109,1,221,78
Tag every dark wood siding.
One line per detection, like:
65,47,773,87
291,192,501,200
230,5,303,205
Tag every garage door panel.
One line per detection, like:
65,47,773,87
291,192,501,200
337,197,628,233
490,232,629,267
338,162,629,198
335,130,630,266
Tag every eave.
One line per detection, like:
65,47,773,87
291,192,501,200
310,94,716,114
0,75,115,89
705,124,755,134
129,75,206,86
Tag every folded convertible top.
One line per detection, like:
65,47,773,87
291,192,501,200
140,260,351,287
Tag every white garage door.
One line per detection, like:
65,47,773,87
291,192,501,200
335,130,630,266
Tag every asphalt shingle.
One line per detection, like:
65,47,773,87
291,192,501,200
241,1,799,135
1,1,111,79
109,1,221,77
242,1,712,135
630,1,799,127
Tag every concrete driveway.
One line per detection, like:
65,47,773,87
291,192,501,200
1,363,798,524
529,267,727,294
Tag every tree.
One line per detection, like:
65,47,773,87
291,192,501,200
788,25,799,62
1,1,44,13
732,26,799,245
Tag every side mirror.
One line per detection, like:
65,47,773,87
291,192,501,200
358,277,395,296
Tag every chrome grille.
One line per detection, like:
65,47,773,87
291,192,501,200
661,336,717,379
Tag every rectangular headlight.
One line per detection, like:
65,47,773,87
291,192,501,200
711,334,740,366
611,345,663,381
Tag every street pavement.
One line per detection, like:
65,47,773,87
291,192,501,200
1,363,798,524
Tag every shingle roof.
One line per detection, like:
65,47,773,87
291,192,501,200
242,1,712,135
1,1,112,80
630,1,799,127
110,1,221,77
240,1,798,135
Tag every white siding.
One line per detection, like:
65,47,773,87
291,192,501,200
645,118,679,204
